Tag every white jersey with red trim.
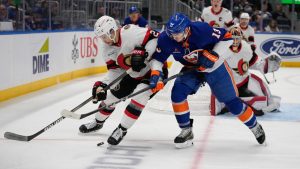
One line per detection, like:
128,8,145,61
100,42,125,85
116,24,158,78
237,23,255,45
201,6,233,29
213,40,264,85
100,24,158,83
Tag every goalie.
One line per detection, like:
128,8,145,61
210,27,281,116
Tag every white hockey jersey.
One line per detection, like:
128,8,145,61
100,24,158,83
236,23,255,45
201,7,234,29
213,40,265,85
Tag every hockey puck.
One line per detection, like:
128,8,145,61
97,142,104,146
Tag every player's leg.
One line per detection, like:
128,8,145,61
79,75,140,133
206,62,265,144
107,82,153,145
171,69,205,148
248,73,281,113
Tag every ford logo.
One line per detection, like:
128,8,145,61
260,37,300,59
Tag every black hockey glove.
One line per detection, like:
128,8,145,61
92,81,108,104
131,46,147,72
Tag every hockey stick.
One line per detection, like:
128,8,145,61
3,69,132,142
61,69,195,120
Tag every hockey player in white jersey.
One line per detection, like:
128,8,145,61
79,16,167,145
201,0,234,29
210,27,281,116
236,13,256,51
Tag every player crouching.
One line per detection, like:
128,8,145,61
79,16,167,145
210,27,281,116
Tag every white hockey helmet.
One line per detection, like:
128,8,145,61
94,15,118,41
240,13,250,19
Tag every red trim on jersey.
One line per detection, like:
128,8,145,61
115,28,122,47
106,60,120,70
248,36,255,42
125,110,138,119
237,59,245,75
240,25,248,30
142,29,151,46
237,76,249,88
225,20,234,27
211,7,223,15
249,52,258,67
131,99,145,109
99,109,112,116
250,74,268,97
246,96,267,106
116,53,130,70
229,43,242,53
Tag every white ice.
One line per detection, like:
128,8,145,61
0,68,300,169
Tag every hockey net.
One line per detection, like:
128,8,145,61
147,61,212,116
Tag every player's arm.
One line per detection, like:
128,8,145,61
149,38,170,92
250,51,282,74
224,10,234,30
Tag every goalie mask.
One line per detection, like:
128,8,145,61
231,27,243,47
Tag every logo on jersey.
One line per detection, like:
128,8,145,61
183,51,198,64
170,22,174,27
261,37,300,58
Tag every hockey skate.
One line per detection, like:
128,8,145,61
251,123,266,144
79,119,104,133
174,119,194,148
107,125,127,145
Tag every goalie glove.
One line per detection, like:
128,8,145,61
264,52,282,73
92,81,108,104
131,46,147,72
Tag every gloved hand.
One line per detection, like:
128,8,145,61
149,70,164,93
197,50,219,71
92,81,108,104
251,44,256,51
266,52,282,73
131,46,147,72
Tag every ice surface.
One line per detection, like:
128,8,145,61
0,68,300,169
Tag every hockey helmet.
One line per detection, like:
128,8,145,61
166,13,191,38
230,27,243,46
94,15,118,42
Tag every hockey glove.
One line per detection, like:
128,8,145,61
149,70,164,93
92,81,108,103
265,52,282,73
131,46,147,72
197,50,219,71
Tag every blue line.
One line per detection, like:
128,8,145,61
0,29,93,35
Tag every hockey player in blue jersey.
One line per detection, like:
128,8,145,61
149,13,266,148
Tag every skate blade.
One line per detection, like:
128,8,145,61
175,140,194,149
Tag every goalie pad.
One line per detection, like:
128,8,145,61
210,73,280,115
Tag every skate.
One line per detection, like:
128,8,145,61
107,125,127,145
79,119,104,133
251,123,266,144
174,119,194,148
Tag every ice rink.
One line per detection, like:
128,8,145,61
1,68,300,169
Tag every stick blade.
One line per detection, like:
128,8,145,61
4,132,29,141
60,109,81,119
